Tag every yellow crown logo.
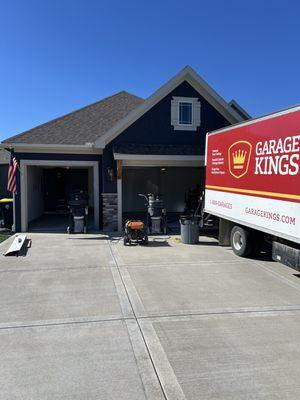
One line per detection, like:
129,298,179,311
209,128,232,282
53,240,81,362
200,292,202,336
228,140,252,179
232,149,247,169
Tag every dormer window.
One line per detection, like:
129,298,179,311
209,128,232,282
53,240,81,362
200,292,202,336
179,101,193,125
171,97,201,131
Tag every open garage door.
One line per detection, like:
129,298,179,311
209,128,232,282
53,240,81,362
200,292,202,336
20,160,99,232
122,166,205,227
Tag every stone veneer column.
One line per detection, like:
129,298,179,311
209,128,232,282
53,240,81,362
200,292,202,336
102,193,118,231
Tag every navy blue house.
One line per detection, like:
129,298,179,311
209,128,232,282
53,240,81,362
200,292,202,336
0,150,9,199
0,66,249,232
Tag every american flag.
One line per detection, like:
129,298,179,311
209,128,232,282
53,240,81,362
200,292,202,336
7,153,18,194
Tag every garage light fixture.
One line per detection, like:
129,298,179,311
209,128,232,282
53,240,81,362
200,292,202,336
106,166,115,182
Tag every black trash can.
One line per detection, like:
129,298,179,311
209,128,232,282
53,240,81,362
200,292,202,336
180,216,199,244
0,198,13,230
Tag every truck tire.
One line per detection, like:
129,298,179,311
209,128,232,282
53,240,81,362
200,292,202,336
230,226,253,257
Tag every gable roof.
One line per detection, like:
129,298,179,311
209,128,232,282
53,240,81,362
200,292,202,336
2,66,249,151
95,66,247,148
228,99,251,120
2,91,144,146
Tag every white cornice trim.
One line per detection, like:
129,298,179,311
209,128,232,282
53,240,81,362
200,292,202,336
20,159,99,166
122,159,204,167
95,66,244,148
114,153,204,161
0,143,102,154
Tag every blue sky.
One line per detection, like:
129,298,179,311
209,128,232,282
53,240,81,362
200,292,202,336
1,0,299,141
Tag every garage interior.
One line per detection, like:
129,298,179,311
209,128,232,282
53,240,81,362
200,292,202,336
26,166,94,232
122,166,205,229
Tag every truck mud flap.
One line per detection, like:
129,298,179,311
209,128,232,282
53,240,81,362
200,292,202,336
272,241,300,271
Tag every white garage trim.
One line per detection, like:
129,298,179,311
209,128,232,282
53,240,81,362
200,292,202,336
114,153,205,167
20,159,99,232
117,179,122,232
122,159,205,167
12,193,16,232
114,153,204,161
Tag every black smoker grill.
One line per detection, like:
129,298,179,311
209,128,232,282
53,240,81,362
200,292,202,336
67,190,89,234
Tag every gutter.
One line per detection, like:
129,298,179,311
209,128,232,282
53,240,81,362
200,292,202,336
0,142,103,154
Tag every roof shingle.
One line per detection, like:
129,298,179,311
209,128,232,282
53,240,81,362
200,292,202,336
2,91,144,146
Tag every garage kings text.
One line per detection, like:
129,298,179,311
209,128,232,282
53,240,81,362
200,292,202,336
254,135,300,176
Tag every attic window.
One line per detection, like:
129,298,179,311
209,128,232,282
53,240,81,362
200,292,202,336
171,97,201,131
179,102,192,125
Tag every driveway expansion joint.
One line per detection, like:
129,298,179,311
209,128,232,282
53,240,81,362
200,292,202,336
108,239,187,400
0,315,134,331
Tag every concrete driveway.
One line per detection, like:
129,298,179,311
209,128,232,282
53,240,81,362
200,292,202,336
1,233,300,399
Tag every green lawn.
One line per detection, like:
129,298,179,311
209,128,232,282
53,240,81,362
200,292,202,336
0,234,10,244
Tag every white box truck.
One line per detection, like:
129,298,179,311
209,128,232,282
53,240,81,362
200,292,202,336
204,105,300,269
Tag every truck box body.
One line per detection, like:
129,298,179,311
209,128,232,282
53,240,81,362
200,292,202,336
204,106,300,244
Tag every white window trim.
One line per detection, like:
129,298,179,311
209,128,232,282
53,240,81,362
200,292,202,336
171,96,200,131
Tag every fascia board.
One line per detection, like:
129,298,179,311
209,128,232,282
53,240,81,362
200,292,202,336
0,143,103,154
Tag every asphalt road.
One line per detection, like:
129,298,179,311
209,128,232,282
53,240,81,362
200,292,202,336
1,233,300,399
